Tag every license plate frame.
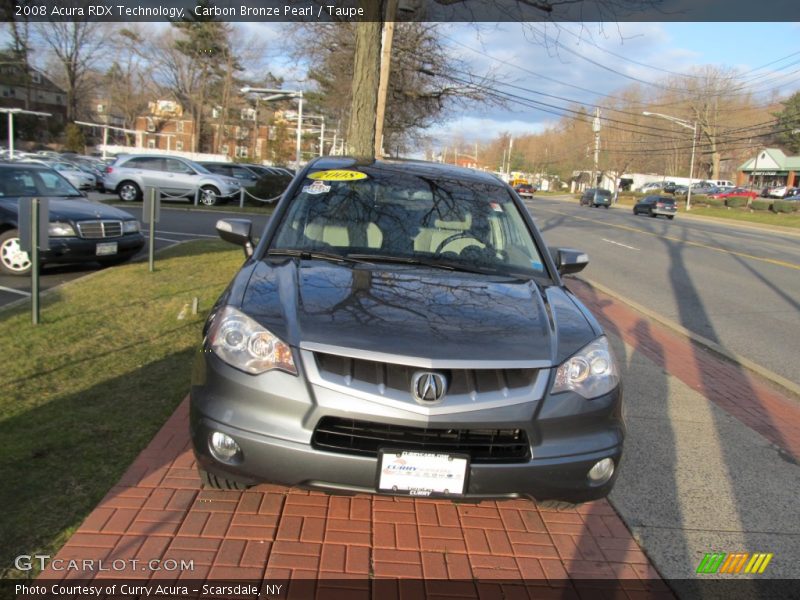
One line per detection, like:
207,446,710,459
96,242,118,256
376,449,469,498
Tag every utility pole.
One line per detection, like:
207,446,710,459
593,108,601,188
374,0,397,159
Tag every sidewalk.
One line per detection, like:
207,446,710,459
37,279,800,596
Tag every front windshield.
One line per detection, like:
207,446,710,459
271,166,548,278
0,167,81,197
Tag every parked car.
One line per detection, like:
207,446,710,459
707,187,759,200
637,182,664,193
18,159,96,190
199,162,293,204
242,164,294,202
690,183,720,196
766,185,787,198
190,158,624,504
672,185,689,195
103,155,241,206
513,183,536,198
661,182,680,194
197,162,261,187
0,163,144,275
633,195,676,219
579,188,613,208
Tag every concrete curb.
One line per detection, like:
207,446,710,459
578,276,800,401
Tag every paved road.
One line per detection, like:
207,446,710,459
528,195,800,387
0,195,271,309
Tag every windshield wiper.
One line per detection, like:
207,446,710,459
346,253,529,279
267,248,374,265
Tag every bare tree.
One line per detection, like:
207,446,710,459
34,21,109,121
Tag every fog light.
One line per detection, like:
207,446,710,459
209,431,241,463
588,458,615,484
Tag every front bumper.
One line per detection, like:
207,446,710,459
41,233,145,265
190,352,625,503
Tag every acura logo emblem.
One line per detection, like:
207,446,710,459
411,371,447,403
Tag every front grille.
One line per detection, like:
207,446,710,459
312,417,530,463
314,352,536,397
76,220,123,239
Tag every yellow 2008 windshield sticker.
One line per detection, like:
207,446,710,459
307,169,368,181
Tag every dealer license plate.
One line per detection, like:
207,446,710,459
377,450,468,497
96,242,118,256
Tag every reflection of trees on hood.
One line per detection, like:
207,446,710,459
296,264,538,341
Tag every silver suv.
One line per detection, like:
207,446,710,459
190,157,624,505
103,155,241,206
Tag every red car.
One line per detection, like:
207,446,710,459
707,187,759,200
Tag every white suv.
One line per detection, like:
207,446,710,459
103,155,241,206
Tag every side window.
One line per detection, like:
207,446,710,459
126,157,158,171
165,159,194,174
38,171,72,193
231,167,253,179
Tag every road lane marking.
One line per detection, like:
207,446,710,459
0,285,31,297
602,238,639,250
151,236,182,243
536,207,800,271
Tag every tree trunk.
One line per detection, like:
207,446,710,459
346,1,383,160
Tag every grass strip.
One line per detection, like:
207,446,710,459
0,240,242,578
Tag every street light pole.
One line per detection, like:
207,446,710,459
241,86,304,168
643,111,698,211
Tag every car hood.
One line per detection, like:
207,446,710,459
0,198,136,222
234,259,599,365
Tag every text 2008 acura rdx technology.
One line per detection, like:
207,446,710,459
190,158,624,504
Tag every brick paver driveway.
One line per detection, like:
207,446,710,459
40,395,671,597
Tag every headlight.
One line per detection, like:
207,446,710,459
48,222,75,237
551,336,619,399
122,220,140,233
207,306,296,375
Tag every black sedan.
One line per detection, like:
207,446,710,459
0,163,145,275
633,195,677,219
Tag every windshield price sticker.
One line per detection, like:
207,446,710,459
378,450,468,496
302,181,331,195
307,170,368,181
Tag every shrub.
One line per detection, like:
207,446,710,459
750,199,772,211
704,197,724,208
772,200,800,213
691,194,709,205
725,196,748,208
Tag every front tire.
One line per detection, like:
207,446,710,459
199,186,222,206
118,181,141,202
0,229,32,276
667,215,675,220
199,468,249,490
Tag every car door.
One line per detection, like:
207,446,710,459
125,157,164,191
163,158,198,197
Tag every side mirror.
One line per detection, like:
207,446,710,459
550,247,589,276
216,218,254,258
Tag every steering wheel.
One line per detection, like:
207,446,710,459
433,232,489,256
